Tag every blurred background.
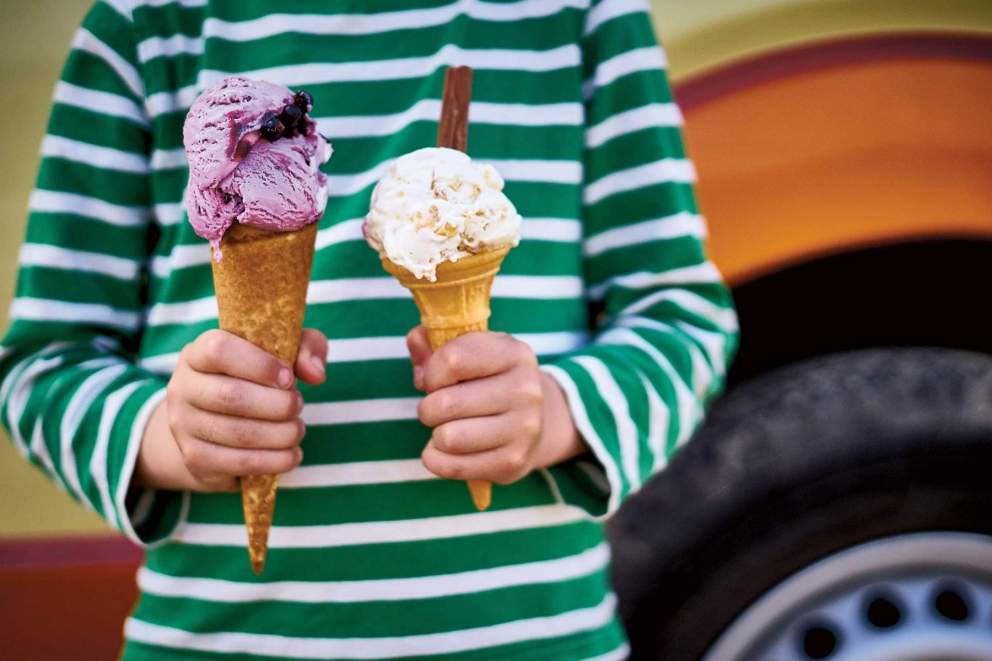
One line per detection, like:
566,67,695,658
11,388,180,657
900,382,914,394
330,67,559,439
2,1,991,660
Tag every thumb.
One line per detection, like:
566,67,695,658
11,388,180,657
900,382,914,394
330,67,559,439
406,326,432,391
295,328,328,385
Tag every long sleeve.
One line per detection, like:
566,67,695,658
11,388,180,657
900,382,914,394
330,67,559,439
541,0,740,518
0,1,185,545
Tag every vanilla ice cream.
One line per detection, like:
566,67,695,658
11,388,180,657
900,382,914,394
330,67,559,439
363,147,521,281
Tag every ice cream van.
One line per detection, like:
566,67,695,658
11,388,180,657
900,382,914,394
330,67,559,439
608,3,992,659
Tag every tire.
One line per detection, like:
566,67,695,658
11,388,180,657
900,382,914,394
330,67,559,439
607,348,992,660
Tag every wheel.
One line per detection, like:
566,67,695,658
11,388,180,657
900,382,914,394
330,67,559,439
607,348,992,660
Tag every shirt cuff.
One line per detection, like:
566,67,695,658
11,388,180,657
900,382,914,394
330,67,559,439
540,363,624,520
113,383,189,547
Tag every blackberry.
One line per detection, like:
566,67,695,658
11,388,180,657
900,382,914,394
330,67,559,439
260,112,285,141
280,104,303,127
294,90,313,113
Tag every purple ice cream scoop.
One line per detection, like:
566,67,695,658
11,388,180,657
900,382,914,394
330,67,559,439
183,76,332,255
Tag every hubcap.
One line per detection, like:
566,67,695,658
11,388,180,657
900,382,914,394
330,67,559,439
703,532,992,661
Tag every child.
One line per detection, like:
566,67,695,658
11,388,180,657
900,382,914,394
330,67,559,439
1,1,738,659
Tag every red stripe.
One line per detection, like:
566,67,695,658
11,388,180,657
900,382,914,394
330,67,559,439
0,535,142,568
675,31,992,111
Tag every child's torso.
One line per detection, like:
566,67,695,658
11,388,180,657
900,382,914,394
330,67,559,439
125,4,623,659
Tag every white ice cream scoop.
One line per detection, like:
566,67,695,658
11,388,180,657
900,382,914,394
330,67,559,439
364,147,522,282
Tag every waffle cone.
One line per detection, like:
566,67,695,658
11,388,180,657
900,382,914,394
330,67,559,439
381,246,511,511
211,221,318,574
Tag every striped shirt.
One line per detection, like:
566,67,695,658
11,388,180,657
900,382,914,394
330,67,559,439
0,1,739,659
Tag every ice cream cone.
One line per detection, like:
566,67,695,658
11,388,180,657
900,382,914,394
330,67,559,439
381,245,510,511
211,221,318,574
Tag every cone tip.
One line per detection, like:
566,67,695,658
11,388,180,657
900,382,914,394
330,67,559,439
468,480,492,511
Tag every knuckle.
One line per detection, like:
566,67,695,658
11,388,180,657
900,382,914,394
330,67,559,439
203,329,229,355
165,379,181,403
440,460,466,480
198,416,219,442
421,448,439,473
442,347,463,374
216,381,244,409
234,451,261,475
167,410,184,438
308,329,328,351
211,416,244,446
274,421,302,449
493,452,528,483
519,380,543,407
275,449,300,473
506,451,527,471
423,449,460,480
166,410,179,434
432,425,458,453
230,419,256,446
433,392,453,419
177,346,191,368
520,415,542,440
428,392,455,422
430,428,448,453
181,442,205,472
488,331,509,347
416,397,430,423
516,344,538,367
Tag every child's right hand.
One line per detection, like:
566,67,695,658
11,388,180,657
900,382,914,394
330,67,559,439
135,329,327,492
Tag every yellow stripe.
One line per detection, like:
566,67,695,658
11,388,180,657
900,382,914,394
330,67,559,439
651,0,992,80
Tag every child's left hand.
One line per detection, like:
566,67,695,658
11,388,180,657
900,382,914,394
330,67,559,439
407,327,584,485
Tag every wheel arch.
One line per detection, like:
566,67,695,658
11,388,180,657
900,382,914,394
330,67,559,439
725,237,992,385
669,33,992,384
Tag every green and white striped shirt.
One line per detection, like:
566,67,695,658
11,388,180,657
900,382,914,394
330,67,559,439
1,1,739,659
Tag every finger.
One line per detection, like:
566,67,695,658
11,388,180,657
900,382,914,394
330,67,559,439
184,407,305,450
181,436,303,479
296,328,328,385
417,370,524,427
406,326,432,391
186,330,293,389
429,415,513,455
175,452,239,492
185,373,302,421
421,443,530,485
423,332,530,393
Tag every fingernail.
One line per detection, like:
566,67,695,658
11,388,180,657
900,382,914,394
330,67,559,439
296,391,304,412
311,355,326,376
277,368,293,388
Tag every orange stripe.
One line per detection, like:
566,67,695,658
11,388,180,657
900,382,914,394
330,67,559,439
672,33,992,285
